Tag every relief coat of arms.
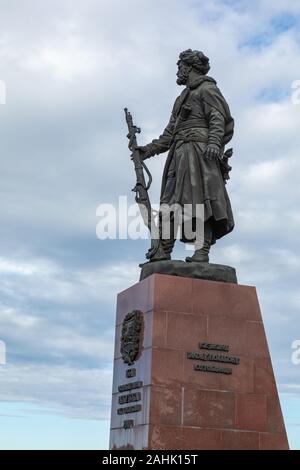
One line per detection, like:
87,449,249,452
120,310,144,365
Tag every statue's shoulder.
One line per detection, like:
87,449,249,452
195,77,218,95
197,78,227,106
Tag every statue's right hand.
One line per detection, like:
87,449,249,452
136,146,151,161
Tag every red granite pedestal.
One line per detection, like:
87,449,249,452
109,274,289,450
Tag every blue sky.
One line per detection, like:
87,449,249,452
0,0,300,449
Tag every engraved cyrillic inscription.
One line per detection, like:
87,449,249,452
118,381,143,393
118,392,141,405
117,404,142,415
194,364,232,374
123,419,134,429
199,342,229,352
187,351,240,365
126,368,136,378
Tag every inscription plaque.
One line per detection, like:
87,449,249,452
194,364,232,374
126,368,136,378
117,404,142,415
187,341,240,375
118,380,143,392
123,419,134,429
118,392,141,404
187,351,240,365
199,342,229,352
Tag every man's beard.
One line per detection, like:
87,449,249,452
176,70,189,85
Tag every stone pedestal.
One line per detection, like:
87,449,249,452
109,274,289,450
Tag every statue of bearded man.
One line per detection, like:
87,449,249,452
138,49,235,263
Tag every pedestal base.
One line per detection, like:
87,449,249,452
140,260,237,283
109,274,289,450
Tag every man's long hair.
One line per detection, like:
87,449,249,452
178,49,210,75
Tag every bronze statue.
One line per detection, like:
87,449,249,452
127,49,234,264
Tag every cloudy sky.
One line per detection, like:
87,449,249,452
0,0,300,449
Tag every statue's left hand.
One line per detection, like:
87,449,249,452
204,144,220,161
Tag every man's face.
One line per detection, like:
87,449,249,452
176,61,191,85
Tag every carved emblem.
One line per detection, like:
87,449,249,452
120,310,143,365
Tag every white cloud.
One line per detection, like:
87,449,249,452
0,255,139,374
0,364,112,419
22,20,97,81
0,306,40,329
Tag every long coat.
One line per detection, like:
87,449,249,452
148,75,235,243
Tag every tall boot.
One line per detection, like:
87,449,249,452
185,219,212,263
158,208,176,260
160,237,176,259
